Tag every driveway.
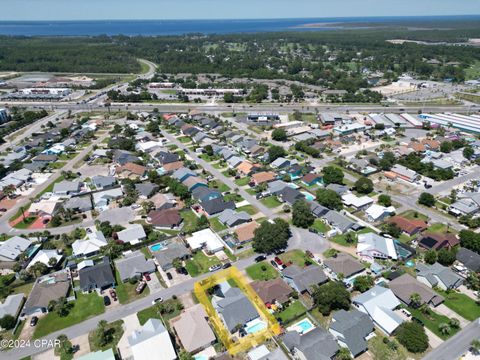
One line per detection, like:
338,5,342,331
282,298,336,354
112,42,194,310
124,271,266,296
71,334,91,358
117,314,140,360
146,272,162,292
435,304,469,328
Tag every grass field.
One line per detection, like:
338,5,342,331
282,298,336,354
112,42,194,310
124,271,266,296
88,320,124,354
436,289,480,321
311,219,330,233
185,251,221,277
277,301,307,323
137,298,183,326
279,249,312,267
114,270,150,304
261,196,282,209
399,210,429,222
180,210,199,233
236,205,259,215
408,306,459,340
234,177,251,186
209,217,227,232
245,261,279,281
34,292,105,338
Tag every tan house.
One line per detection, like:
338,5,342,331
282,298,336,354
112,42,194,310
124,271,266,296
116,162,147,179
171,304,216,354
234,221,259,243
251,171,276,186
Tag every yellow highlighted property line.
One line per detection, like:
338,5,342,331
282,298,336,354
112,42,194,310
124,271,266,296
194,267,282,355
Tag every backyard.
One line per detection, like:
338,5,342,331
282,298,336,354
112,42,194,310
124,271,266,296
277,301,307,324
245,261,279,281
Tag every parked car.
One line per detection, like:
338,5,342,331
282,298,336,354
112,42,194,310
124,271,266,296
178,267,188,275
222,262,232,269
135,281,146,294
308,227,318,234
103,296,111,306
255,255,267,262
152,297,163,305
209,264,222,272
274,257,284,266
109,289,117,300
0,208,7,212
144,273,151,281
166,272,173,280
270,260,278,268
30,316,38,327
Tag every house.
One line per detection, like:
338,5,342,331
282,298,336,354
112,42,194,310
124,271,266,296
113,150,139,165
201,197,235,216
301,173,322,187
322,211,356,234
250,278,293,305
116,224,147,245
79,257,115,292
267,180,289,195
171,304,216,354
192,187,222,203
389,273,444,307
26,249,62,269
270,157,290,169
32,154,58,164
329,309,375,358
0,236,32,261
187,228,224,254
237,161,259,176
77,349,115,360
387,216,427,236
357,233,397,263
92,188,123,210
91,175,116,190
217,209,251,227
352,286,404,335
160,161,184,174
389,164,418,183
282,265,328,295
247,345,289,360
135,182,159,198
72,231,108,258
114,251,156,282
251,172,276,186
147,208,182,229
456,247,480,273
53,180,82,197
23,270,71,316
310,201,329,218
448,193,480,217
416,263,463,290
0,294,24,330
172,167,196,183
64,196,93,213
326,183,349,195
278,187,305,205
283,326,339,360
153,242,190,271
365,204,395,222
128,319,177,360
234,221,259,244
151,193,177,210
418,232,459,251
226,156,243,170
212,281,259,333
323,253,365,280
28,198,61,217
182,176,208,192
116,162,147,179
156,151,181,165
342,193,374,210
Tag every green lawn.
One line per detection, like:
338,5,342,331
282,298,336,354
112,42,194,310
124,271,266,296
436,289,480,321
368,333,408,360
331,228,374,247
213,162,226,170
185,251,221,276
310,307,331,328
246,261,279,281
408,306,460,340
209,217,227,232
279,249,312,267
311,219,330,233
181,210,199,233
224,193,244,203
88,320,124,354
114,270,150,304
236,205,259,215
399,210,429,222
137,298,183,326
277,301,307,324
48,161,66,170
209,180,230,193
246,188,257,195
426,223,456,234
261,196,282,208
234,177,251,186
34,292,105,338
13,216,37,229
177,136,191,143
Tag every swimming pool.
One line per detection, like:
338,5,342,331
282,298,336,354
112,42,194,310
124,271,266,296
150,243,164,252
287,183,300,189
300,191,315,201
405,260,415,267
194,356,208,360
288,318,315,335
244,319,267,334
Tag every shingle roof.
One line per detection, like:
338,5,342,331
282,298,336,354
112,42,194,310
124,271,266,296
202,198,235,216
148,208,182,227
282,265,328,293
79,257,115,291
250,278,293,304
389,273,444,306
323,253,365,278
416,262,463,289
114,251,156,282
283,327,338,360
456,247,480,272
330,309,374,356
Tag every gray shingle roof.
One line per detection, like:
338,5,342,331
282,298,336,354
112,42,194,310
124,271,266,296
282,265,328,294
79,257,115,291
153,243,190,271
283,326,338,360
456,247,480,272
330,309,374,356
217,209,251,227
416,262,463,289
322,211,355,233
114,251,156,282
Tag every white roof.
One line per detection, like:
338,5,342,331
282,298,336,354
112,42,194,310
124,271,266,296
357,233,398,260
0,236,31,261
72,231,108,257
342,193,373,208
187,228,224,253
128,319,176,360
248,345,271,360
365,204,396,220
28,198,60,215
135,141,164,152
26,249,62,269
117,224,146,245
77,259,94,271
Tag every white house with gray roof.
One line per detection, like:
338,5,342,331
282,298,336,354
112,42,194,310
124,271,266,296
52,180,82,197
217,209,251,227
357,233,398,263
116,224,146,245
0,294,24,329
0,236,32,261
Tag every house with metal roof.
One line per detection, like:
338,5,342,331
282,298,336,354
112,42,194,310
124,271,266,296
329,309,374,357
128,319,177,360
357,233,398,263
416,262,463,290
353,285,404,335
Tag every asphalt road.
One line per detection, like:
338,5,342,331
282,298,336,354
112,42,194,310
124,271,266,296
426,165,480,195
423,319,480,360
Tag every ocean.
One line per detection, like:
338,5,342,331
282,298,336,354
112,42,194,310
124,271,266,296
0,16,477,36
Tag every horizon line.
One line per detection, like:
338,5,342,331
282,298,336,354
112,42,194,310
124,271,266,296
2,14,480,22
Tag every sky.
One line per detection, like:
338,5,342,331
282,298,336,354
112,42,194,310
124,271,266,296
2,0,480,21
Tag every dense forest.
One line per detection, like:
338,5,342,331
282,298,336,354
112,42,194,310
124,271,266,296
0,20,480,88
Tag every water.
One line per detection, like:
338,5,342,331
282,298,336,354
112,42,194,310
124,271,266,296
301,191,315,201
290,318,315,334
244,319,267,334
0,16,475,36
149,243,164,252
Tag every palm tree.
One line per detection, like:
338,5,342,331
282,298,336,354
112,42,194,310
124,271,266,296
471,339,480,355
449,318,460,329
409,293,422,308
438,323,451,335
